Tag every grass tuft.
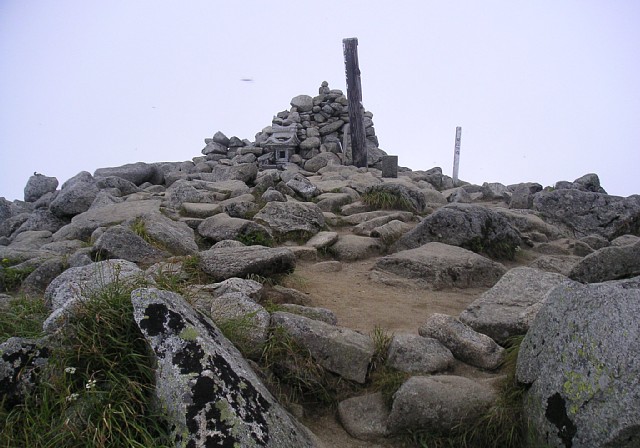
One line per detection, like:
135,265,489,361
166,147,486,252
0,280,172,447
362,188,414,211
0,295,49,341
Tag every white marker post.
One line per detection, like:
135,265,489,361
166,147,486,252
452,126,462,186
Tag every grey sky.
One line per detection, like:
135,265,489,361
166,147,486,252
1,0,639,201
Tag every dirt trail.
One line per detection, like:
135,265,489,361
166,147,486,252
286,256,505,447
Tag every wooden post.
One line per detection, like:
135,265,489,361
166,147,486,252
452,126,462,185
342,38,367,168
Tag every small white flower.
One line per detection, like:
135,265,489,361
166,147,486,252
66,393,79,402
64,367,76,374
85,379,97,390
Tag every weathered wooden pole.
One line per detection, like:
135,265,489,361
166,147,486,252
452,126,462,185
342,37,367,168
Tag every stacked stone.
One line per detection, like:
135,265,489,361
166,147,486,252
255,81,381,165
202,131,254,161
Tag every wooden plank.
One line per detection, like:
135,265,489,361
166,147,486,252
342,38,367,168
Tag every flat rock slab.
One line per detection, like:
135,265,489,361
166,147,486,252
270,311,374,383
419,313,504,370
516,277,640,448
330,234,384,261
199,245,296,282
374,242,506,290
253,201,325,238
387,375,496,434
459,266,569,345
131,288,321,448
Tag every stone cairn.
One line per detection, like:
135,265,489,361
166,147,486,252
200,81,385,169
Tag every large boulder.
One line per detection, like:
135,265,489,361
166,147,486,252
568,240,640,283
94,162,161,186
532,189,640,239
206,163,258,184
516,277,640,448
11,209,68,238
387,376,496,434
132,213,198,255
338,393,389,441
253,201,325,239
419,313,505,370
373,242,506,290
392,203,524,259
92,225,169,264
329,234,384,261
270,311,374,383
130,288,321,448
24,174,58,202
49,172,99,218
459,267,569,345
199,245,296,281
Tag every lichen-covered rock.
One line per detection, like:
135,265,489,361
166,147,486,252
199,245,296,282
387,375,496,434
459,267,569,345
568,240,640,283
285,174,320,200
516,277,640,448
386,333,454,374
270,311,374,383
392,203,524,259
374,242,506,290
130,288,321,448
0,337,50,409
419,313,504,370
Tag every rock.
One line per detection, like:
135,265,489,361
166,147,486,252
181,202,222,218
270,312,374,383
419,313,505,370
338,392,389,441
197,213,272,245
572,172,606,193
207,163,258,184
220,193,259,219
370,220,413,245
611,234,640,246
319,119,344,135
481,182,511,201
20,257,66,295
204,291,270,360
49,173,99,218
374,242,506,290
133,213,199,256
527,255,581,276
8,229,52,251
130,288,321,448
92,225,169,264
578,234,609,251
516,278,640,448
11,209,68,238
568,240,640,283
363,183,439,214
261,187,287,203
386,333,454,374
277,304,338,325
94,162,161,186
261,285,312,306
305,231,338,249
387,375,496,434
459,267,569,345
299,136,321,151
52,199,162,242
163,179,228,210
254,201,325,239
212,130,230,147
392,203,524,259
0,337,50,409
533,237,594,257
329,234,384,261
304,152,341,173
352,212,413,237
290,95,314,112
532,189,640,239
44,259,147,311
509,182,543,209
314,192,354,213
285,174,320,200
199,245,296,281
24,174,58,202
94,175,141,195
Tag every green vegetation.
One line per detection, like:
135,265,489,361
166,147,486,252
0,279,171,448
0,258,35,293
0,295,48,341
362,187,414,211
130,217,151,243
237,229,273,247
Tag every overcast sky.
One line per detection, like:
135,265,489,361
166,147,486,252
1,1,639,201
